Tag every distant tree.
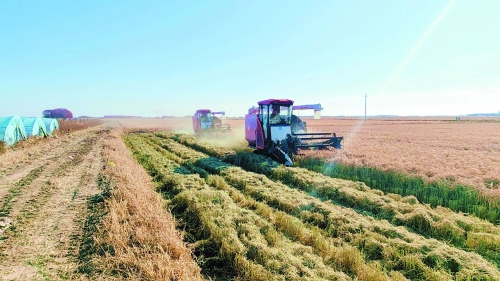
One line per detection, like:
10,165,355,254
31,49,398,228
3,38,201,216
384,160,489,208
42,108,73,119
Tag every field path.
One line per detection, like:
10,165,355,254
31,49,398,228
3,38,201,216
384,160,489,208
0,128,107,280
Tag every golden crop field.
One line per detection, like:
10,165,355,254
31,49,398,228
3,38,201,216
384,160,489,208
303,117,500,193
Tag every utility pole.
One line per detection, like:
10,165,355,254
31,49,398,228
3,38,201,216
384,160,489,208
364,94,367,123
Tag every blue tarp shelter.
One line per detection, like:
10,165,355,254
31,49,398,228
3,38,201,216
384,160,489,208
42,118,59,135
22,117,48,137
0,116,27,146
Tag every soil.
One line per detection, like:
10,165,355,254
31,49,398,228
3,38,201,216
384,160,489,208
0,128,107,280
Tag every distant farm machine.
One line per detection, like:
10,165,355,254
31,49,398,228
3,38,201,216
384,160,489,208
245,99,343,166
192,109,231,135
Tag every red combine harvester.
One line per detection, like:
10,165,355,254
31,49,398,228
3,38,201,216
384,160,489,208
192,109,230,135
245,99,343,166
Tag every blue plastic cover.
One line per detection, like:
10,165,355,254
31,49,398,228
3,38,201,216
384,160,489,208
22,117,48,137
0,116,28,146
42,118,59,135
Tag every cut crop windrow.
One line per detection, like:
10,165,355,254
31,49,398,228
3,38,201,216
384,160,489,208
126,134,353,280
179,149,499,279
133,136,408,280
175,134,500,243
143,132,495,276
131,135,380,280
146,144,395,280
226,153,500,268
173,188,350,281
174,133,500,269
124,135,203,196
203,174,410,281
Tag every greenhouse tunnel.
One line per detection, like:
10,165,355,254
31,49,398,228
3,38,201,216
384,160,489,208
0,116,27,146
42,118,59,135
22,117,48,137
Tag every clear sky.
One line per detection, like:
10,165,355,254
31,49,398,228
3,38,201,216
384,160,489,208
1,1,499,117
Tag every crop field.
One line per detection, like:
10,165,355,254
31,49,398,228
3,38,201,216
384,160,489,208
1,117,500,280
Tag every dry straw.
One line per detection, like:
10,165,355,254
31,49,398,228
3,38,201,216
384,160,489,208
95,129,204,281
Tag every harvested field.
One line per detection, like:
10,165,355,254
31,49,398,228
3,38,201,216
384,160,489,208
0,123,202,281
1,117,499,280
0,126,108,280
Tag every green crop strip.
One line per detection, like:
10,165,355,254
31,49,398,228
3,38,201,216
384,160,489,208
296,158,500,225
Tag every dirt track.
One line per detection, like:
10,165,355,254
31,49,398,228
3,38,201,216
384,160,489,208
0,128,107,280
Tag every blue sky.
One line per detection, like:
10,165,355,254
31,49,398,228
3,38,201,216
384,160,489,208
1,0,499,117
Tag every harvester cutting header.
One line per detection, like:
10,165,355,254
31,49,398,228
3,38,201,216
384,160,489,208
192,109,230,135
245,99,343,166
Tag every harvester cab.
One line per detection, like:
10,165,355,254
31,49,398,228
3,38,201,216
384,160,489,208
192,109,230,135
245,99,343,166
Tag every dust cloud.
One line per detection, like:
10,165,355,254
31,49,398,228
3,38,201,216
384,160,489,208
196,125,250,152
